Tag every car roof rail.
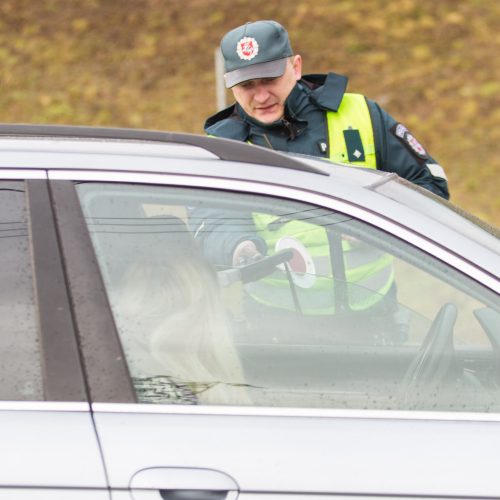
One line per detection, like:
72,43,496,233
0,124,329,176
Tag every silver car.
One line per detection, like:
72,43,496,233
0,124,499,500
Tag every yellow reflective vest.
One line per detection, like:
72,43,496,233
247,93,395,314
326,93,377,168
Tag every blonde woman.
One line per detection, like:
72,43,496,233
111,216,250,406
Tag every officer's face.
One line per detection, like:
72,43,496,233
232,55,302,124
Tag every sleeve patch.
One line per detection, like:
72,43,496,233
391,123,429,160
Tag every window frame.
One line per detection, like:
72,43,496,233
27,179,88,401
49,170,500,411
50,179,136,403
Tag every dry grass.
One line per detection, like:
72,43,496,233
0,0,498,226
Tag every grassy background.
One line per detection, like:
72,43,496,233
1,0,499,226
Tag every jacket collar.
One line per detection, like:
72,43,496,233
204,105,247,140
204,72,349,140
303,73,348,111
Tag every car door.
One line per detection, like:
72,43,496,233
50,170,500,500
0,173,108,499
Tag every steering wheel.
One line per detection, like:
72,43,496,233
400,302,457,404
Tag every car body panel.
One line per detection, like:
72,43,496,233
0,490,109,500
0,403,107,489
92,404,500,497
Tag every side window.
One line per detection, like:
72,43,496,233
0,182,43,400
76,183,500,412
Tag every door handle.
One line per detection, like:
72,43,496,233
131,467,239,500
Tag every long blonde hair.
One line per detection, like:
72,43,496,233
111,217,249,405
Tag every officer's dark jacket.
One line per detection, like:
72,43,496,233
205,73,449,200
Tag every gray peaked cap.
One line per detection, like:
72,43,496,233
221,20,294,88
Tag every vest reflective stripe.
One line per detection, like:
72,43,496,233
326,93,377,169
246,259,395,314
249,213,395,314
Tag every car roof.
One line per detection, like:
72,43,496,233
0,123,328,174
0,124,498,281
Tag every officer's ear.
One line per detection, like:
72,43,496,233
291,55,302,81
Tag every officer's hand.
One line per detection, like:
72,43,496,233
232,240,263,267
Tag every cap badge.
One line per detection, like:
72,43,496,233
236,36,259,61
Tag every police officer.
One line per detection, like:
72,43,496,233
199,20,449,340
205,20,449,200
